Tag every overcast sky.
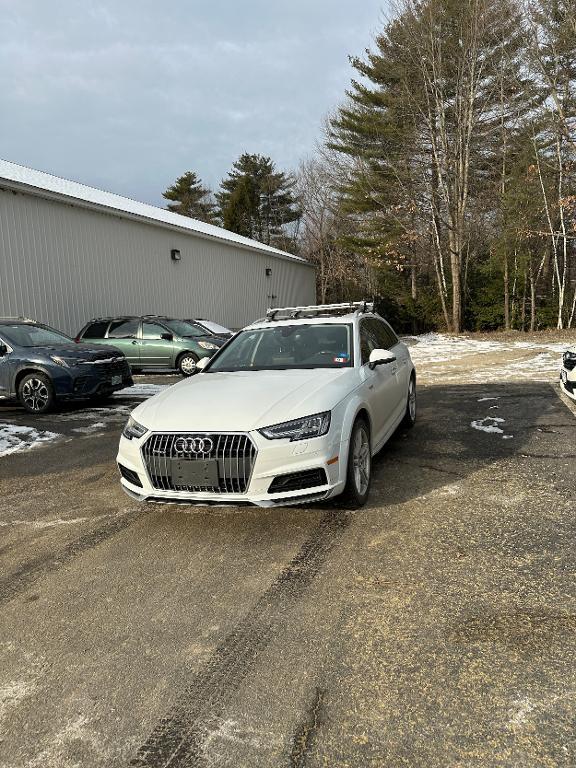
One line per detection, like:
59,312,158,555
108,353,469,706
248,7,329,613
0,0,387,207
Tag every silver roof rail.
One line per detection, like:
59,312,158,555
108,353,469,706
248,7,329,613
0,316,36,323
265,301,374,321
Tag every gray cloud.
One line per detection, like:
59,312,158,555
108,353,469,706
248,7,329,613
0,0,386,205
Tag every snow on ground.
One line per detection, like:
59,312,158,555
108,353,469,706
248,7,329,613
114,383,170,398
0,424,60,457
406,333,509,363
406,333,570,382
471,416,505,434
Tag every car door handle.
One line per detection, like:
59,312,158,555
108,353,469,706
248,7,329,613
131,340,138,345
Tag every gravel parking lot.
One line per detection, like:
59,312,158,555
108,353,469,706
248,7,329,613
1,337,576,767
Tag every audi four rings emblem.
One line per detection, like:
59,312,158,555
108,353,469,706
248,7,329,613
174,436,214,454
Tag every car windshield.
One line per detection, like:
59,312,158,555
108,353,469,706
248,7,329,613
207,323,353,372
0,324,74,347
161,319,206,338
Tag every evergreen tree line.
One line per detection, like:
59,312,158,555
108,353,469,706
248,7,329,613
164,0,575,333
162,153,301,252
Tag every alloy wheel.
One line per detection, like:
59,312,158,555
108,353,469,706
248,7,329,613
352,425,370,495
408,378,416,421
21,378,50,412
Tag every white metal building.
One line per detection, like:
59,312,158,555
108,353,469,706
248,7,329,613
0,160,316,335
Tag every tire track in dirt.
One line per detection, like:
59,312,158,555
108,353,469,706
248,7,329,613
129,510,351,768
0,509,148,606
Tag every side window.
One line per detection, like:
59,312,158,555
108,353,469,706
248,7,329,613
142,322,169,340
81,321,110,339
382,320,399,347
371,319,397,350
107,319,139,339
360,320,380,365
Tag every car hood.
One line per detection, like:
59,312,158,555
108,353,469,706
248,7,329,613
178,334,226,348
133,368,358,432
29,344,125,360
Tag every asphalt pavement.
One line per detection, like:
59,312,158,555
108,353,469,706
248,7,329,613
1,377,576,767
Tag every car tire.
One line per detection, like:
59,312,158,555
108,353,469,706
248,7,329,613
401,374,417,429
18,372,55,414
340,417,371,509
178,352,199,376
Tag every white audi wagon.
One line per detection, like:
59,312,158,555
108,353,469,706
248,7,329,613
117,302,416,508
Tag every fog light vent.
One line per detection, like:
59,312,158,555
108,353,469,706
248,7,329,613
268,468,327,494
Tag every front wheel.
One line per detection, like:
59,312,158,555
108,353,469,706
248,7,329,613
178,352,199,376
401,375,417,428
340,418,371,509
18,372,55,414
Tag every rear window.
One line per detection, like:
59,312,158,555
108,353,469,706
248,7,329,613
81,321,110,339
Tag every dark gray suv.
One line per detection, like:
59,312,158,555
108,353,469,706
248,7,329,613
0,318,133,413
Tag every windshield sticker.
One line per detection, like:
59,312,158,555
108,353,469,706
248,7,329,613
334,352,350,364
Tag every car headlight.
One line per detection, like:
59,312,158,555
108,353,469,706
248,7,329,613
122,417,148,441
198,341,219,350
258,412,331,441
50,355,72,368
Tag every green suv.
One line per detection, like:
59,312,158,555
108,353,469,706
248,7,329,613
76,316,225,375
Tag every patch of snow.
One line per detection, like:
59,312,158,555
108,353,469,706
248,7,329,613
0,423,60,457
408,333,504,363
471,417,505,434
408,333,570,381
114,383,169,398
72,421,106,434
478,397,500,402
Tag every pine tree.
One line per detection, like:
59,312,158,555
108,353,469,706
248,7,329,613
216,153,301,246
329,0,530,332
162,171,217,223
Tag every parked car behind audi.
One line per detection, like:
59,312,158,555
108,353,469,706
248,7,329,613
560,346,576,399
0,317,132,413
185,318,234,340
76,316,225,376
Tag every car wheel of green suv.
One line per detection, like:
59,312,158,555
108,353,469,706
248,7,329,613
178,352,199,376
19,372,55,414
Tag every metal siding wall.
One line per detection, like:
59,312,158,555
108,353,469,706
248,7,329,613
0,189,316,334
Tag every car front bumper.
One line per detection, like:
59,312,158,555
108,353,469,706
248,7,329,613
116,429,347,507
560,365,576,400
52,366,133,399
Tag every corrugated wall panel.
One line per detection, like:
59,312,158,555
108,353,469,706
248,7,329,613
0,189,316,334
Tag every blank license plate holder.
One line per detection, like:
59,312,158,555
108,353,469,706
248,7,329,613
171,459,219,486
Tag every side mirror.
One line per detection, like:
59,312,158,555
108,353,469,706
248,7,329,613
368,348,396,369
0,343,7,357
196,356,210,371
160,332,173,341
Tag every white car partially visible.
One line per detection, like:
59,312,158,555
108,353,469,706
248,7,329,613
560,346,576,400
117,302,416,509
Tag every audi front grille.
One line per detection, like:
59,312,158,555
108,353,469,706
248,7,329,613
141,433,257,493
